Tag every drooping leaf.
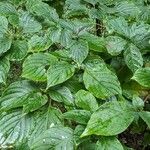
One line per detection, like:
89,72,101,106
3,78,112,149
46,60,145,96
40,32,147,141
0,57,10,84
69,40,89,65
29,126,75,150
124,44,143,72
96,137,124,150
22,53,57,82
83,63,122,99
75,90,98,111
62,110,91,125
47,61,75,88
139,111,150,128
49,86,74,106
81,100,134,136
132,67,150,88
0,80,48,113
9,40,28,61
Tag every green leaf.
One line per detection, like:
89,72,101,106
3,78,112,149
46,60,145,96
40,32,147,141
30,106,63,138
0,16,8,36
8,14,19,27
0,2,17,16
74,125,85,145
115,1,140,17
19,11,42,33
0,80,48,113
49,86,74,106
81,101,134,136
69,40,89,65
83,63,122,99
80,33,106,52
29,126,75,150
60,29,73,48
9,40,28,61
132,95,144,111
62,110,91,125
106,36,127,56
106,17,129,37
0,57,10,84
48,27,73,48
47,61,75,88
139,111,150,128
28,35,52,52
31,2,59,22
22,53,57,82
0,109,34,147
22,92,48,114
124,44,143,72
132,67,150,88
96,137,124,150
0,35,12,55
75,90,98,111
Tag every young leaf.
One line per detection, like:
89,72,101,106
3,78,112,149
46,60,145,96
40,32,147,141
132,67,150,88
124,44,143,72
69,40,89,65
139,111,150,128
0,57,10,84
83,63,122,99
62,110,91,125
47,61,75,88
9,40,28,61
0,80,48,113
81,101,134,137
96,137,124,150
75,90,98,111
29,127,75,150
49,86,74,106
22,53,57,82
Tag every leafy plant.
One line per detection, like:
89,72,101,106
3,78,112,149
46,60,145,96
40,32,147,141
0,0,150,149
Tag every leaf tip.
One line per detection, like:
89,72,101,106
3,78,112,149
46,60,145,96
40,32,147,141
80,129,89,138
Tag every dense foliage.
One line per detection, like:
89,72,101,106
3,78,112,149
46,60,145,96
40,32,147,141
0,0,150,149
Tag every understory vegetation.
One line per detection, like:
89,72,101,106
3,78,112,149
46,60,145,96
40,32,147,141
0,0,150,149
